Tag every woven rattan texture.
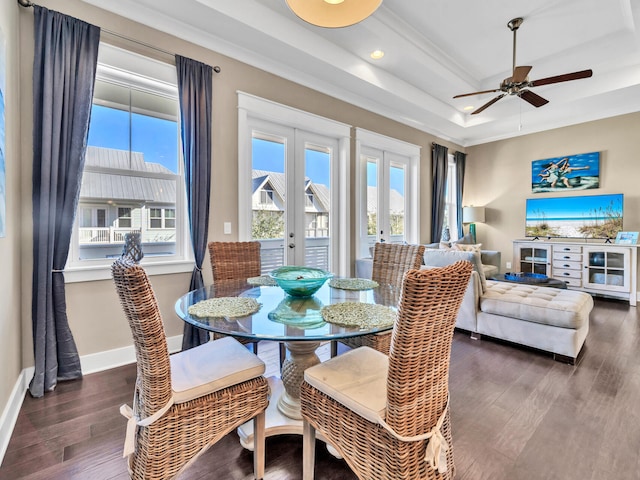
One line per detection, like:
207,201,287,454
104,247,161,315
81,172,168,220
341,243,426,354
301,261,472,480
208,241,262,347
112,258,269,480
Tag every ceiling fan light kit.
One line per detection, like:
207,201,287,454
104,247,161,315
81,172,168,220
454,17,593,115
285,0,382,28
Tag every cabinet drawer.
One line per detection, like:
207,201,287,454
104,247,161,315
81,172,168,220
554,245,582,254
552,259,581,270
553,252,582,262
553,268,582,279
556,277,582,288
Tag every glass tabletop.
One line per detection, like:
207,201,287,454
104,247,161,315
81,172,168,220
174,279,400,342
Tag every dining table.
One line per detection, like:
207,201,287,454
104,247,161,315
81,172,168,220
174,275,400,450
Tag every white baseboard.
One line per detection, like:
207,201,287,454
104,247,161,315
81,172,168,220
0,335,183,465
0,366,34,465
79,334,184,374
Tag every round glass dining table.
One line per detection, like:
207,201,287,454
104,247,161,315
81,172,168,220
174,278,400,449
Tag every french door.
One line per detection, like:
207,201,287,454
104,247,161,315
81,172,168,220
247,119,337,272
355,129,420,259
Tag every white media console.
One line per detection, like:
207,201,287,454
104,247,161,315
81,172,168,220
513,240,638,306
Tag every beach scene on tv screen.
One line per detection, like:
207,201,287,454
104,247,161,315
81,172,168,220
525,194,623,239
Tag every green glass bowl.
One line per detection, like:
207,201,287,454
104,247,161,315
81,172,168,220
269,266,333,297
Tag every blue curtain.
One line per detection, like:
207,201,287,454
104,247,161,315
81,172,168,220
454,151,467,239
430,143,449,243
30,7,100,397
176,55,212,350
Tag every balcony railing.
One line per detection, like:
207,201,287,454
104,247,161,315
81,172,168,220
79,227,175,245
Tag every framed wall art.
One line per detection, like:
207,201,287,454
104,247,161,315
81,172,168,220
531,151,600,194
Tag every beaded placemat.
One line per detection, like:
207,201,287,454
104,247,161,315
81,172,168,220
247,275,277,286
188,297,261,318
320,302,396,328
329,278,379,291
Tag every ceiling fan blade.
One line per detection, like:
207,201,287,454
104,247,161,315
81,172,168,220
512,66,532,83
529,69,593,87
471,94,506,115
519,90,549,108
453,88,501,99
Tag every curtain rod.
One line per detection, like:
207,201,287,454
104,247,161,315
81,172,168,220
16,0,221,73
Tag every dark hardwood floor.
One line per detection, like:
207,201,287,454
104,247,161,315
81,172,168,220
1,297,639,479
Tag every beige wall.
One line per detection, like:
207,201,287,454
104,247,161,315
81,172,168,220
15,0,464,367
0,1,24,413
465,112,640,270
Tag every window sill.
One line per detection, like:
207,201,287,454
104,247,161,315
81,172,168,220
64,259,195,283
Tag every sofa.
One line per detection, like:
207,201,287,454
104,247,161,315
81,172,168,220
423,249,594,364
355,241,502,280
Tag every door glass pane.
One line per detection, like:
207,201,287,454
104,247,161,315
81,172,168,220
388,164,405,243
366,158,377,252
251,136,286,272
304,145,330,270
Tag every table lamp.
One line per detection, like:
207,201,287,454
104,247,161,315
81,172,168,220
462,206,485,244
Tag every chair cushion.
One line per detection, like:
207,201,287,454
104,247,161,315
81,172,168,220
304,346,388,424
170,336,265,404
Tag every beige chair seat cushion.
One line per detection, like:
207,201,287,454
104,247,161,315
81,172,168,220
481,280,594,329
170,336,266,404
304,346,388,424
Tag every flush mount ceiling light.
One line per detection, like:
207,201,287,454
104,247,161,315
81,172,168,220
286,0,382,28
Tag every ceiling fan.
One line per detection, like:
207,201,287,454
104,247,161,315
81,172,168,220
454,17,593,115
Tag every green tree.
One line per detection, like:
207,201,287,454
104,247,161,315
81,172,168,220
252,209,284,239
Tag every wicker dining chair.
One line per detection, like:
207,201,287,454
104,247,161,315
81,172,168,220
112,257,269,480
336,242,426,355
301,261,473,480
208,241,261,347
208,241,287,366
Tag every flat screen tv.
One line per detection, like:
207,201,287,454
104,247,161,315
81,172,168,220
525,193,623,240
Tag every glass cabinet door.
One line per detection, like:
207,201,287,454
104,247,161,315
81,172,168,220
583,248,630,292
518,245,550,275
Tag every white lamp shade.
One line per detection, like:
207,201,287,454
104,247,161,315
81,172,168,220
285,0,382,28
462,206,485,224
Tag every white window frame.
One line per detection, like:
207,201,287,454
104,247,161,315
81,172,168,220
355,128,420,259
65,44,193,283
237,92,351,276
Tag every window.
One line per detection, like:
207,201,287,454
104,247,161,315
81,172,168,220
66,43,191,282
442,154,458,241
259,189,274,205
149,207,176,229
117,208,132,228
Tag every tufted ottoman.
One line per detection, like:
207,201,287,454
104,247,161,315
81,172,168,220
475,280,594,363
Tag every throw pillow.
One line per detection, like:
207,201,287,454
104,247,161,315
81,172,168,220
453,233,474,245
439,241,452,250
453,243,482,253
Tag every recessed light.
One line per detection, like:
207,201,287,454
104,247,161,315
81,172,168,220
463,105,474,111
370,50,384,60
324,0,344,4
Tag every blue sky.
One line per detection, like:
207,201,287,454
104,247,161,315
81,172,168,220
87,105,178,173
251,137,405,193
